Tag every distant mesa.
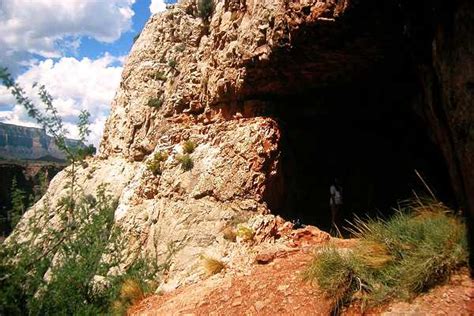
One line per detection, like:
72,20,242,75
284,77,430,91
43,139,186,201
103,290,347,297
0,122,83,162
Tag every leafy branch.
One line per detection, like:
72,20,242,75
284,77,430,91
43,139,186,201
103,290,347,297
0,67,96,215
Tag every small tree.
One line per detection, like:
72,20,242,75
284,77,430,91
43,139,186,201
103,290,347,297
33,170,48,202
198,0,214,21
0,67,95,219
0,67,162,314
8,177,27,230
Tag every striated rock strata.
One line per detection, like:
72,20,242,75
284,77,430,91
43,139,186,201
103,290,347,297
0,122,81,161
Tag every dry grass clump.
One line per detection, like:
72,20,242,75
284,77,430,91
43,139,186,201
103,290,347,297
147,151,168,176
354,241,393,269
236,225,254,242
222,226,237,242
111,278,147,315
176,154,193,171
182,140,197,154
120,279,145,304
201,255,226,276
304,199,468,312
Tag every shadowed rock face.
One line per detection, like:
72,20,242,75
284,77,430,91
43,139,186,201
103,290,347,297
12,0,474,286
0,162,63,235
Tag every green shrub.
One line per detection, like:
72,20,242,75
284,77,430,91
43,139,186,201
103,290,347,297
147,97,163,108
182,140,197,154
176,154,193,171
147,151,168,176
0,68,162,315
175,43,186,52
168,59,177,69
0,186,161,315
198,0,214,21
152,71,167,81
8,177,27,230
304,200,468,311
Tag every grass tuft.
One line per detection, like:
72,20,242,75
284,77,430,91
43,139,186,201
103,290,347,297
147,151,168,176
354,241,393,269
201,255,225,276
111,278,146,315
147,97,163,108
182,140,197,154
119,279,145,304
176,154,193,171
236,225,254,242
222,226,237,242
304,200,468,311
303,247,362,310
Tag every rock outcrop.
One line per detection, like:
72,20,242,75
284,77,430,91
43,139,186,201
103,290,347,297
11,0,474,289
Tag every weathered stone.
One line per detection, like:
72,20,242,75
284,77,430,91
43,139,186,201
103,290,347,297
255,252,275,264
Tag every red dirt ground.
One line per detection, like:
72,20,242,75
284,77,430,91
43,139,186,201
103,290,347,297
130,243,473,315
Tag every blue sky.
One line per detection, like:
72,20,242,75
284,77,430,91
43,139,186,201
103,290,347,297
0,0,177,146
77,1,152,60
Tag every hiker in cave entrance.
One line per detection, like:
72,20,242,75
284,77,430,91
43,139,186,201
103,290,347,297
330,178,343,229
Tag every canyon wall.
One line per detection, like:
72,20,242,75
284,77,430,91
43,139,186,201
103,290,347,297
11,0,474,287
0,122,82,161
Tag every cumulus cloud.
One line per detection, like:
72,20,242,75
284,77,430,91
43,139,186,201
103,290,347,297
0,55,124,147
150,0,167,14
0,0,135,72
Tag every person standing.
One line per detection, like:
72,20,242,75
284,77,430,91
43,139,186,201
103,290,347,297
330,178,343,228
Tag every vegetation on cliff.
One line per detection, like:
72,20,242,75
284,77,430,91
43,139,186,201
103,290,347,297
7,177,28,230
197,0,214,21
304,199,468,313
0,69,159,314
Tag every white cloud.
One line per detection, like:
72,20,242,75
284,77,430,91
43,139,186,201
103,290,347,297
0,55,124,148
150,0,166,14
0,0,136,71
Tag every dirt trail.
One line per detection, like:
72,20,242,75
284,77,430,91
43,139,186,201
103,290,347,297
130,249,333,315
130,236,473,316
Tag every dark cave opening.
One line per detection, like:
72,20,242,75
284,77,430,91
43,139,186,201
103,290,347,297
264,69,455,233
238,0,460,233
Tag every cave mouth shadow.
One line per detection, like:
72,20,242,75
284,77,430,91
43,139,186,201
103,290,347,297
262,75,455,235
237,0,458,234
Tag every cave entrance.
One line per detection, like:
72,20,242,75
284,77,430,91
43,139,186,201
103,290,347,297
240,1,457,232
263,67,454,233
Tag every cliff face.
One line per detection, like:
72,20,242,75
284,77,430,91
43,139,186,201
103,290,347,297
100,0,354,159
0,122,74,235
403,0,474,219
12,0,474,288
0,122,81,161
